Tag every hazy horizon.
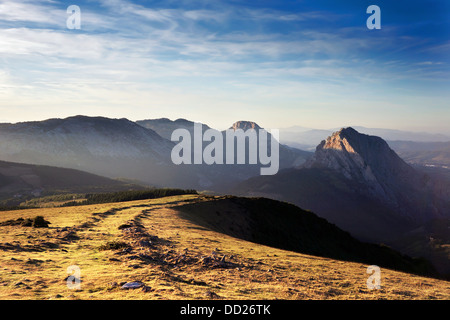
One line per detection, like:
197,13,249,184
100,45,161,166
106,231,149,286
0,0,449,134
1,114,450,138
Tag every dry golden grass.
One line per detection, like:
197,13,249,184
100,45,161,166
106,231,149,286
0,194,448,300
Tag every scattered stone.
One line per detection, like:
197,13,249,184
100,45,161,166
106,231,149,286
149,235,160,242
118,224,132,230
98,241,129,251
40,241,59,249
64,275,81,284
122,247,132,253
26,258,44,265
58,231,79,242
138,240,152,247
189,279,207,286
78,222,93,229
141,285,152,293
204,290,221,299
0,218,25,226
138,254,154,262
109,257,120,262
121,281,144,289
199,253,240,269
30,216,51,228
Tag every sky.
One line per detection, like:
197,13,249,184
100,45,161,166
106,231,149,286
0,0,449,133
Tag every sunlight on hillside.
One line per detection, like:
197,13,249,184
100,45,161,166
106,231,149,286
0,195,448,300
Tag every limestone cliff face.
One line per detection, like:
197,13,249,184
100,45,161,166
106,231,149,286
230,121,262,131
311,128,377,182
304,127,438,221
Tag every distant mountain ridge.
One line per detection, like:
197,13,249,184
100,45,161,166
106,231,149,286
137,117,312,187
0,115,179,189
136,118,210,141
0,116,311,191
0,115,172,161
352,126,450,143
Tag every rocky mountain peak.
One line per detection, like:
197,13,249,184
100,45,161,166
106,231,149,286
230,121,261,131
309,127,405,175
321,127,360,154
305,127,422,206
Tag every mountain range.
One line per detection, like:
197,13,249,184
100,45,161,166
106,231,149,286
0,115,449,275
0,116,311,192
0,116,173,184
138,118,311,171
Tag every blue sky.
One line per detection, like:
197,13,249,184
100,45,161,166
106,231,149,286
0,0,449,133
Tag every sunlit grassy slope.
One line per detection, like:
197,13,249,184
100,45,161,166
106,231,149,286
0,194,448,300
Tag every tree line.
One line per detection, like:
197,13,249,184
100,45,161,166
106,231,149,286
62,188,198,206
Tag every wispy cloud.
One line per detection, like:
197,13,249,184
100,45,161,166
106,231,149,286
0,0,448,132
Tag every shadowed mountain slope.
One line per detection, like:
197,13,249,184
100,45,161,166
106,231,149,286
176,196,438,278
0,160,139,204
